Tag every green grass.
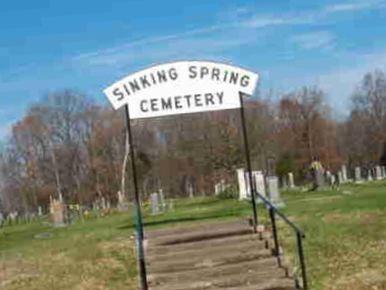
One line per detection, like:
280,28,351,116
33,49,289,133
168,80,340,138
1,181,386,289
281,181,386,290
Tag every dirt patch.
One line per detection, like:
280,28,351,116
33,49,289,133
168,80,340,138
0,258,39,288
323,211,383,224
326,269,386,290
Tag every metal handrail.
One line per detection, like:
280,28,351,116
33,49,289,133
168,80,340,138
253,189,308,290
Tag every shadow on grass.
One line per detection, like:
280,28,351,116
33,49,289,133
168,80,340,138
117,211,246,230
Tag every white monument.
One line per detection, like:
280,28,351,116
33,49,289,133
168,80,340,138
338,171,344,184
355,167,362,183
288,172,295,189
266,176,284,208
375,166,382,180
237,168,248,200
341,165,348,182
252,171,267,202
151,193,159,215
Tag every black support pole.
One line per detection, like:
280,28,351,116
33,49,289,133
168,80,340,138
124,105,148,290
239,93,258,233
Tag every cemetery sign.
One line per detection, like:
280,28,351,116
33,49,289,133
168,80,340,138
103,60,259,290
104,61,259,119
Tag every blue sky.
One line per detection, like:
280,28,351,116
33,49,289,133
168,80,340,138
1,0,386,140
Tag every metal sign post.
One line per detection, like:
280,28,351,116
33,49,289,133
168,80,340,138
124,105,148,290
239,93,258,233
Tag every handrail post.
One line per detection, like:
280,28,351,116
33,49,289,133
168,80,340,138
269,206,281,267
239,93,258,232
296,231,308,290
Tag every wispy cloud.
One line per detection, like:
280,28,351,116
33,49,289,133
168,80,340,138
291,31,335,50
325,0,386,13
73,25,260,67
75,0,386,68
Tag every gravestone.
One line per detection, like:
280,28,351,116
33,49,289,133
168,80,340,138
375,166,382,180
266,176,284,208
288,172,295,189
50,197,66,227
237,168,248,200
315,170,325,188
252,171,267,202
214,183,222,195
101,197,107,210
245,172,252,197
330,174,336,187
151,193,159,215
355,167,362,183
38,206,43,217
382,166,386,179
338,171,344,184
158,189,166,212
188,183,194,198
341,165,348,182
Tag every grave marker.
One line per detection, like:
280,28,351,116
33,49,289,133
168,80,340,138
151,193,159,215
355,167,362,183
288,172,295,189
341,165,348,182
237,168,248,200
266,176,284,208
375,166,382,180
252,171,267,202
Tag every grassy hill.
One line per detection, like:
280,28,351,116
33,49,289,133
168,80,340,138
1,181,386,289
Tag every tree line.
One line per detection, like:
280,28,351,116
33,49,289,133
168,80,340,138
1,70,386,214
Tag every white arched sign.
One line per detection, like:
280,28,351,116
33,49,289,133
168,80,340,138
104,61,259,119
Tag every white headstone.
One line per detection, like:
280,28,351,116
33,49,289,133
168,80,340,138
252,171,266,201
338,171,343,184
237,168,248,200
382,166,386,179
375,166,382,180
355,167,362,183
288,172,295,189
101,197,107,210
266,176,284,208
151,193,159,215
188,183,194,198
38,206,43,216
341,165,348,182
330,174,336,186
158,189,166,211
215,183,222,195
245,172,252,198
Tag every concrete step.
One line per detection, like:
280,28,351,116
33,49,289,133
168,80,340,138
147,248,272,274
145,219,250,240
149,270,294,290
148,257,282,285
148,224,252,246
214,278,296,290
147,232,268,256
147,237,269,263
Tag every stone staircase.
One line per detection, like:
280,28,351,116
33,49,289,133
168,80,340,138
145,219,296,290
